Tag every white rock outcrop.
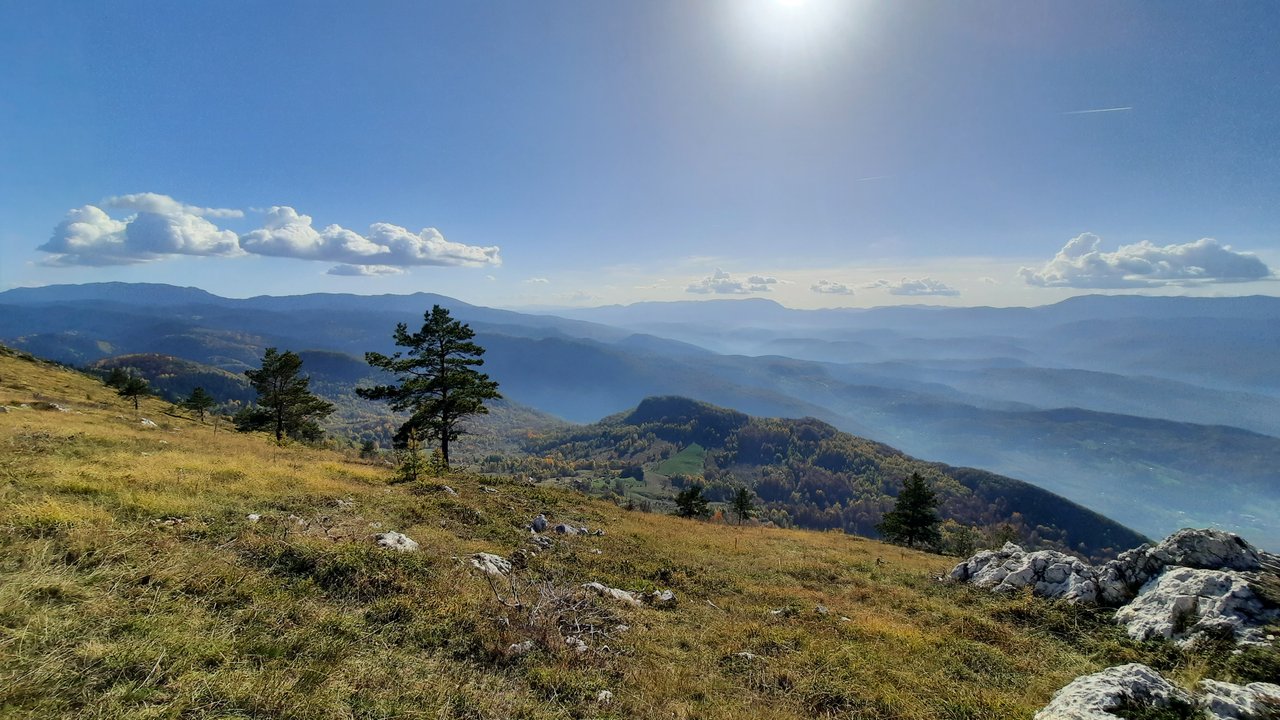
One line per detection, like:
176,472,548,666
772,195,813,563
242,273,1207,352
951,529,1278,648
1113,567,1278,645
1034,664,1280,720
1033,663,1195,720
949,543,1104,603
374,531,419,552
1198,679,1280,719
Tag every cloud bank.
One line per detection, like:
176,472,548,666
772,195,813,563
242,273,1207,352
865,277,960,296
38,193,501,275
686,268,779,294
1020,233,1272,288
810,279,853,295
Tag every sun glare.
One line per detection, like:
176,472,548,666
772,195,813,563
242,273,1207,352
729,0,858,69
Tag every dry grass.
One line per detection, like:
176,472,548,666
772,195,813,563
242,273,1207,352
1,348,1273,719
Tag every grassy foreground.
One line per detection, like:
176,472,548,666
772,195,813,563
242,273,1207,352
0,348,1272,720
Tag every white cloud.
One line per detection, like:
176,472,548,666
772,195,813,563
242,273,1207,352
810,279,854,295
980,276,999,284
687,268,779,294
525,277,550,284
39,195,241,266
327,264,406,277
240,206,500,267
105,192,244,219
868,277,961,296
1019,233,1273,288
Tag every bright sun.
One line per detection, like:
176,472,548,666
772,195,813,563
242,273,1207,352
730,0,858,68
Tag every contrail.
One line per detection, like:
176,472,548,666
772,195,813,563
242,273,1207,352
1063,106,1134,115
853,175,892,182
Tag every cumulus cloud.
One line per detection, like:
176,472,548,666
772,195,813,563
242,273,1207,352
686,268,779,294
38,194,501,271
810,280,854,295
39,195,242,266
866,277,960,296
1019,233,1273,288
327,264,406,277
239,206,500,267
524,277,550,284
105,192,244,219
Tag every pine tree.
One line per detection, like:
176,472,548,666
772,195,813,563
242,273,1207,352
876,472,942,548
104,367,131,389
117,375,149,411
674,484,710,518
357,305,501,467
239,348,335,443
731,486,756,525
181,386,216,422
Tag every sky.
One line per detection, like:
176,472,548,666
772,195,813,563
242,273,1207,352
1,0,1278,309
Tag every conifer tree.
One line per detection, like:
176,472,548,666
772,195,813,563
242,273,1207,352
181,386,216,422
117,375,149,411
239,348,335,443
358,305,501,467
877,472,942,548
674,484,710,518
731,486,757,525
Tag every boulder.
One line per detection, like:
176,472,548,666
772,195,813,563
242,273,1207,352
140,418,158,428
553,524,578,535
507,640,536,657
1113,567,1278,645
1198,679,1280,719
1033,663,1196,720
531,514,548,533
529,534,553,550
470,552,513,577
374,531,419,552
583,581,642,606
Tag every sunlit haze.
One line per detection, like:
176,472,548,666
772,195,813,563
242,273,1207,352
1,1,1277,308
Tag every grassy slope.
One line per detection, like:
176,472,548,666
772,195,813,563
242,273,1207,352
1,348,1273,720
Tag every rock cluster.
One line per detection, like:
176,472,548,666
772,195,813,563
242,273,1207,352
374,531,419,552
1034,663,1279,720
950,529,1277,646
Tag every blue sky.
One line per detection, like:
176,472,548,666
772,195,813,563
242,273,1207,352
1,0,1277,308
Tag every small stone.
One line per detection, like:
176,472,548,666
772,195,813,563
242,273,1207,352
816,604,830,615
246,513,261,523
583,581,642,606
469,552,513,577
508,640,536,657
442,485,458,495
480,485,497,494
140,418,158,428
590,548,603,555
647,589,677,607
374,531,419,552
565,636,589,653
596,690,613,704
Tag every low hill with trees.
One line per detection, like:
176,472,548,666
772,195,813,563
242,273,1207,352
514,396,1147,560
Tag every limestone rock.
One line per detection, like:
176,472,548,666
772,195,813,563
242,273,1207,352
1114,567,1278,645
140,418,158,428
246,513,261,523
583,581,642,606
531,514,548,533
949,542,1101,603
595,690,614,704
1033,663,1195,720
529,534,553,550
647,589,677,608
1198,679,1280,720
469,552,513,577
553,523,578,535
374,531,419,552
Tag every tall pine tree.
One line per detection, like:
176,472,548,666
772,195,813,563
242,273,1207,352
876,472,942,549
239,348,335,443
357,305,501,467
181,386,216,422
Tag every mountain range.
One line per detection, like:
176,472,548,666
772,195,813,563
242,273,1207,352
2,282,1277,548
